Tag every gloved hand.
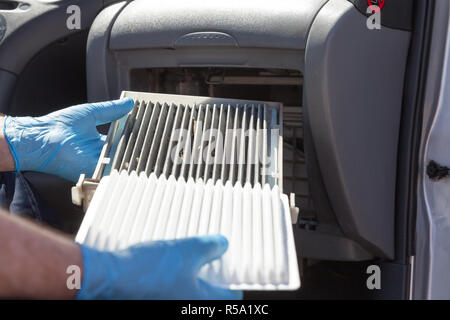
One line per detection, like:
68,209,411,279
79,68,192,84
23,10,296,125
77,234,243,300
3,98,134,182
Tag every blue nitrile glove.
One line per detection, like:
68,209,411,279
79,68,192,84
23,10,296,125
3,98,134,182
76,234,243,300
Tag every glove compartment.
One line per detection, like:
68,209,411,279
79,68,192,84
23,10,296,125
85,0,412,262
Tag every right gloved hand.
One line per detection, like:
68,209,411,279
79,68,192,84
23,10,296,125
76,234,243,300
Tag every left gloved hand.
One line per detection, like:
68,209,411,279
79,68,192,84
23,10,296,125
77,235,243,300
3,98,134,182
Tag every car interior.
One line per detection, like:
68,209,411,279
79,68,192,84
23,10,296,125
0,0,429,299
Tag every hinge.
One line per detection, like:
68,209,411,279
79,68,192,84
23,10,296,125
426,160,450,180
71,174,100,212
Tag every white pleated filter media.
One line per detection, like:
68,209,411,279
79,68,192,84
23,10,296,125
76,169,300,291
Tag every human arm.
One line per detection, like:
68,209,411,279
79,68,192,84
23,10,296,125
0,115,15,172
0,98,135,182
0,209,81,299
0,210,242,300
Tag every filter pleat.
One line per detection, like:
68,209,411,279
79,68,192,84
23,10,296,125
128,101,154,172
186,178,205,237
188,105,205,180
254,104,262,186
237,104,248,185
162,104,184,178
140,173,167,241
137,102,164,173
241,182,253,282
203,105,219,181
126,173,158,245
205,179,224,278
228,105,240,186
212,104,226,183
112,103,138,171
268,108,279,187
163,177,186,239
83,170,118,246
93,170,130,249
170,104,190,178
115,172,148,250
261,104,268,186
197,179,215,236
195,105,212,181
261,183,275,283
119,101,146,172
104,171,139,250
246,104,256,185
152,175,177,240
175,177,196,238
151,103,177,177
251,183,264,284
220,104,233,185
271,185,288,284
218,180,234,282
180,105,198,180
230,182,243,283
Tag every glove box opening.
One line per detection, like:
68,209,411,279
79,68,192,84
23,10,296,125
128,67,309,214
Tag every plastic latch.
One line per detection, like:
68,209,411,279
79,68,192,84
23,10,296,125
289,193,299,224
71,174,86,206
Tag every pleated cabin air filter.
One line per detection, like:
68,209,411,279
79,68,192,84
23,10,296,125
76,170,300,290
73,91,300,290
